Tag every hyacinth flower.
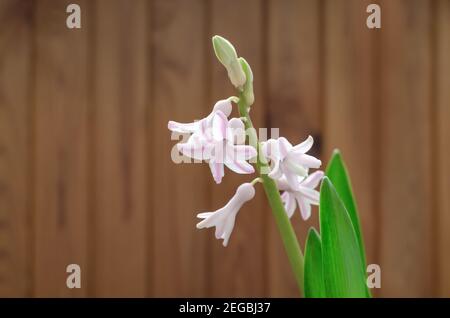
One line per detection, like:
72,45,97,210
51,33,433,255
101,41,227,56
196,182,256,246
262,136,322,191
169,36,370,298
170,106,256,184
278,171,324,220
167,97,234,134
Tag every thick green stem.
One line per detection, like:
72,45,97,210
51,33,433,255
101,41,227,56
237,95,304,296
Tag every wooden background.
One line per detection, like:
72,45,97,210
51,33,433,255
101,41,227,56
0,0,449,297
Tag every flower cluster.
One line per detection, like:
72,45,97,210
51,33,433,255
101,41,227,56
168,36,323,246
168,97,257,184
168,100,322,246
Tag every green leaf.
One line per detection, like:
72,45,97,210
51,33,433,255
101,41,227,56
304,228,326,298
320,177,368,297
325,150,367,271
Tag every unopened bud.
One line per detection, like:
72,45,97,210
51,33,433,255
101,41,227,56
212,35,246,89
239,57,254,106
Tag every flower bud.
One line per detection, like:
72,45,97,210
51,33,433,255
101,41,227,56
212,35,246,89
239,57,254,106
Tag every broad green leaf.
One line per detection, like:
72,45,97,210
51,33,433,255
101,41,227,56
326,150,367,271
320,177,368,297
304,228,326,298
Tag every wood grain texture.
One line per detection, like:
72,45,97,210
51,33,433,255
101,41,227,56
323,0,377,268
150,0,208,296
92,0,148,297
208,0,265,297
437,0,450,297
0,0,33,297
266,0,321,297
379,0,433,297
0,0,448,297
34,0,89,296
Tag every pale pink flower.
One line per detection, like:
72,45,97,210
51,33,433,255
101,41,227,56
167,98,232,134
196,182,255,246
262,136,321,191
278,171,324,220
169,99,256,184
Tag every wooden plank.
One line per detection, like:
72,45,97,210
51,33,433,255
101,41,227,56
150,0,208,296
266,0,321,297
92,0,148,297
209,0,265,297
379,0,433,297
323,0,377,273
437,0,450,297
0,0,33,297
34,0,89,296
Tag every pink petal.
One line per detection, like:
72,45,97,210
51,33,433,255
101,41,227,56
301,170,324,189
232,145,257,160
227,118,246,144
281,191,296,218
285,170,302,191
167,120,200,133
296,196,312,221
261,139,279,160
225,159,254,174
224,145,255,174
209,161,225,184
278,137,292,158
268,160,283,179
292,135,314,154
289,153,321,169
212,111,228,141
298,187,320,203
212,99,232,117
177,141,205,161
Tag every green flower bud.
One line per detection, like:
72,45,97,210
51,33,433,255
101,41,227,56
212,35,246,89
239,57,254,106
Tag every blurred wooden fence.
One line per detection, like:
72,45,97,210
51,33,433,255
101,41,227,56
0,0,449,297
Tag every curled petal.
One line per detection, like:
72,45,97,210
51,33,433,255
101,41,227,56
225,157,255,174
232,144,257,160
298,187,320,204
268,160,283,179
296,196,312,221
284,170,302,191
301,170,324,189
275,177,290,191
278,137,293,158
167,120,200,134
292,135,314,154
261,139,280,160
177,143,204,161
197,212,214,220
212,111,228,141
227,118,246,144
209,160,225,184
285,159,308,177
296,154,322,169
281,191,296,218
212,99,233,117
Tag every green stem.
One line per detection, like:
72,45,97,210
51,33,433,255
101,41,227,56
237,94,304,296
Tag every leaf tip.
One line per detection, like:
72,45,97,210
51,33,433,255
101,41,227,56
306,227,321,243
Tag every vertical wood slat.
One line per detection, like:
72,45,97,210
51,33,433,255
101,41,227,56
93,0,148,297
266,0,321,297
379,0,433,297
208,0,265,297
437,0,450,297
151,0,208,296
34,0,89,297
0,0,33,297
323,0,377,268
